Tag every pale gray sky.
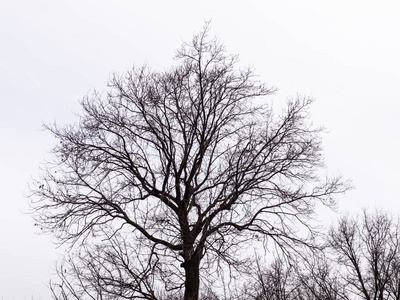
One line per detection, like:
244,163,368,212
1,1,400,298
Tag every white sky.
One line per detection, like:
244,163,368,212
1,0,399,298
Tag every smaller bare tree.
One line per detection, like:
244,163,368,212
237,250,350,300
295,250,350,300
329,209,400,300
237,209,400,300
49,230,161,299
237,256,300,300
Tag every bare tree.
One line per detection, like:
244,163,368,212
328,209,400,300
295,250,350,300
237,249,350,300
237,256,301,300
237,210,400,300
30,24,348,300
49,229,161,299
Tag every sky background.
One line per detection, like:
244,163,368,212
1,0,399,298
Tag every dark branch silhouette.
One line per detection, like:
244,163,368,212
329,209,400,300
31,23,349,300
237,209,400,300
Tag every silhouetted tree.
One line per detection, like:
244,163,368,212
237,256,300,300
237,250,350,300
31,24,348,300
328,209,400,300
239,210,400,300
295,250,349,300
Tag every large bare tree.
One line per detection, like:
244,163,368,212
31,25,348,299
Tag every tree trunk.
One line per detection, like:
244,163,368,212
183,253,201,300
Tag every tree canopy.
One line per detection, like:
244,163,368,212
31,25,349,300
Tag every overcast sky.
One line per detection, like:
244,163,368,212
1,1,400,298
